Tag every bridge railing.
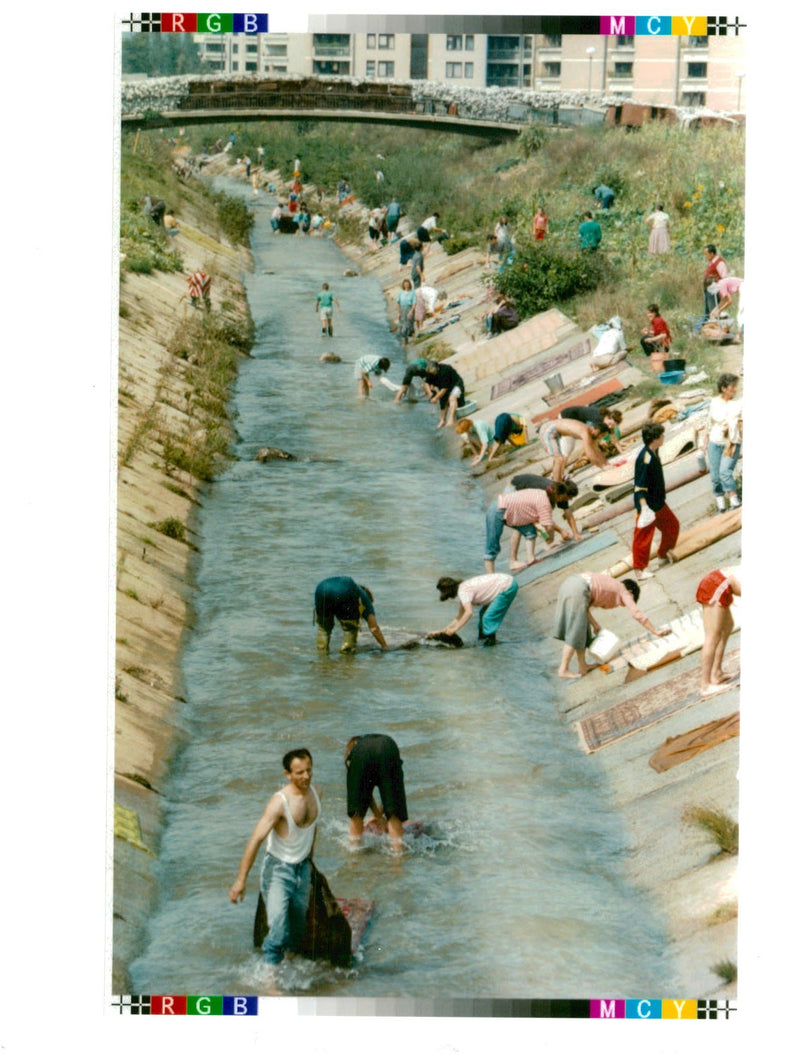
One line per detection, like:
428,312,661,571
129,87,609,127
178,90,417,115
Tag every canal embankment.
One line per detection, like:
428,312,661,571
113,152,740,998
114,151,253,992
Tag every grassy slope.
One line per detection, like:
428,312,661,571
182,118,743,370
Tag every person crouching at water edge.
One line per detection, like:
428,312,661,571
354,356,391,398
484,488,555,573
553,573,669,678
314,576,388,653
345,734,409,854
433,573,519,647
424,360,466,429
228,748,320,974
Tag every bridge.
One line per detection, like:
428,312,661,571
120,76,609,138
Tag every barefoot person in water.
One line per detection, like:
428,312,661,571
229,749,321,971
345,734,409,853
433,572,519,647
552,572,669,679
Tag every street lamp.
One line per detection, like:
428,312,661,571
735,70,745,111
586,46,596,94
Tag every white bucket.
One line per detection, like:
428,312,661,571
589,628,621,662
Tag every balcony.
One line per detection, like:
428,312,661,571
487,75,523,88
488,47,522,62
313,45,351,58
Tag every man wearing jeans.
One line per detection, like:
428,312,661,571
229,749,321,967
434,572,519,647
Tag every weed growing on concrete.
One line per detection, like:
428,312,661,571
711,959,737,985
151,517,187,542
708,903,738,926
683,806,739,855
162,481,195,502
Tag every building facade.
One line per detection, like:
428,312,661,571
192,31,746,111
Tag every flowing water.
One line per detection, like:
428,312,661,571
128,182,672,999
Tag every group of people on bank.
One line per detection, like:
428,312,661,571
227,166,742,979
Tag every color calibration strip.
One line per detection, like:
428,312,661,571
120,15,746,36
110,995,737,1018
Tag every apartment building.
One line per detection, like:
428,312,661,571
193,31,746,111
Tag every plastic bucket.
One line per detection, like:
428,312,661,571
659,370,685,385
589,628,621,662
544,373,564,394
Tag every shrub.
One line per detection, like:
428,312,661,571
212,190,255,246
493,245,609,319
519,126,547,157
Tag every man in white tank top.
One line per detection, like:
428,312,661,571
229,748,321,966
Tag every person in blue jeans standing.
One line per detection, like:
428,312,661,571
699,372,742,512
229,748,321,969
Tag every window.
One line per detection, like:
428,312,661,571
682,91,706,106
543,61,561,77
246,44,258,53
465,62,474,78
544,33,561,47
366,59,375,76
245,62,257,71
378,61,394,76
447,35,463,50
366,33,375,48
378,34,394,49
206,42,223,53
232,61,238,70
465,35,474,51
617,35,634,46
687,62,707,78
446,62,463,78
688,35,708,48
614,62,633,77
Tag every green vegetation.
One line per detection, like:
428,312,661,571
119,132,254,275
181,118,742,358
150,517,187,541
684,806,739,856
711,959,737,985
493,246,608,318
210,190,255,246
122,34,207,76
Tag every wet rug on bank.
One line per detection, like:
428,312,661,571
575,650,740,753
616,607,741,682
513,530,618,587
648,712,740,772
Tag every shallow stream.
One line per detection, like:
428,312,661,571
129,182,671,998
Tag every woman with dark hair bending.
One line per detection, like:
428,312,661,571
553,572,668,678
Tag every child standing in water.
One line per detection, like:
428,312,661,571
315,283,341,336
